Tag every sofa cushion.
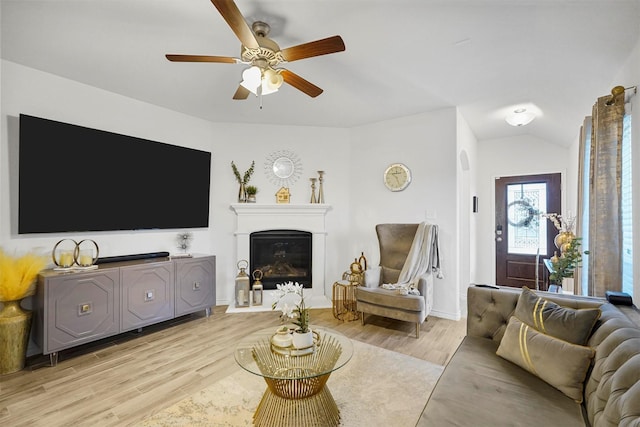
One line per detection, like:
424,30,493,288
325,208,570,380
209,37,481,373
497,316,595,402
355,286,424,312
515,286,601,345
417,335,586,427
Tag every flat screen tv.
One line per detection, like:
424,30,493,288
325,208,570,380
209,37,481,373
19,114,211,234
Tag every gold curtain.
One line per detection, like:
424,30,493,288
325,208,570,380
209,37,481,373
586,94,625,296
574,118,591,296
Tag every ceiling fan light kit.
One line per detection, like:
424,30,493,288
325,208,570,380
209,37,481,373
166,0,345,101
239,65,283,96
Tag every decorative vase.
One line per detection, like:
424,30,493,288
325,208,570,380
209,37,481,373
292,329,314,349
238,183,247,203
0,300,33,375
554,231,574,253
246,194,256,203
272,329,293,348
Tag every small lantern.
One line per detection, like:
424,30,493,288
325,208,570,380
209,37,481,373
252,270,264,306
235,260,250,308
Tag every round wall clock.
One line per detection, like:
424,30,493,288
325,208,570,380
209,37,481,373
384,163,412,192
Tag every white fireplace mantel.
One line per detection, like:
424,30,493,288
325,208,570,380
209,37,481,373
231,204,332,230
229,204,332,311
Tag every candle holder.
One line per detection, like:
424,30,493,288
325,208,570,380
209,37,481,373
75,239,100,267
235,260,250,308
252,270,264,306
309,178,318,203
317,170,325,203
52,239,78,269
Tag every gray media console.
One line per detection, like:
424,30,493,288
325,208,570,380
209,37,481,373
35,254,216,366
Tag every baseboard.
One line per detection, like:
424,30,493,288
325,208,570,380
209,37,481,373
223,295,332,314
460,294,468,318
429,309,462,321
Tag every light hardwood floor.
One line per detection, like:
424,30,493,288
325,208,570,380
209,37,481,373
0,306,466,426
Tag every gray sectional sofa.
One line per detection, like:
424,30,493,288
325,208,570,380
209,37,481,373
418,285,640,426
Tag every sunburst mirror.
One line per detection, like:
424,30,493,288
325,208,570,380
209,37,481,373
264,150,302,188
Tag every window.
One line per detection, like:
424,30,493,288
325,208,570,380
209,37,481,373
506,183,547,255
621,113,633,296
581,122,591,297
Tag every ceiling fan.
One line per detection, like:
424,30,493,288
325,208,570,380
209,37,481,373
166,0,346,99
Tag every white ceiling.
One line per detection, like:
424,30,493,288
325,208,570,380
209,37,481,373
2,0,639,147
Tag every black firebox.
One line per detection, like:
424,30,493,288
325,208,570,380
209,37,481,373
249,230,312,290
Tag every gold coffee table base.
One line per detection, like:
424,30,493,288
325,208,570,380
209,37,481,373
250,334,343,427
254,379,340,427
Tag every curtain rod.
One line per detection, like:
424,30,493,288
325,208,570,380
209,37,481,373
604,85,637,106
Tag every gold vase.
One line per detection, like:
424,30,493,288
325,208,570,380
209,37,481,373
238,183,247,203
554,231,574,253
0,300,33,375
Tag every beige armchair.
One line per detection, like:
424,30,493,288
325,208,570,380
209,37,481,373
355,223,435,338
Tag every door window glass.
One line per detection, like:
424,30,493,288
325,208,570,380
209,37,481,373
507,183,548,255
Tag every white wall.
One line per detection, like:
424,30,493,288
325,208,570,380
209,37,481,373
349,109,460,319
0,60,352,307
456,110,479,316
1,60,465,320
475,134,571,285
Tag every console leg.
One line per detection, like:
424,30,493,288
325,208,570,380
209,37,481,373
49,352,58,367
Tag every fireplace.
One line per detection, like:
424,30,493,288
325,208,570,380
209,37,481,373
250,230,312,290
230,203,331,308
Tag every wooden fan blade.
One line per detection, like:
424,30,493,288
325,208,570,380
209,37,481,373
281,69,323,98
233,85,251,100
210,0,259,49
280,36,345,62
165,54,239,63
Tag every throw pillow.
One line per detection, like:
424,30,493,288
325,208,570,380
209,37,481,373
496,316,595,403
514,286,601,345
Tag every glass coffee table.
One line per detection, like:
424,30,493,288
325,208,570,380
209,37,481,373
234,326,353,427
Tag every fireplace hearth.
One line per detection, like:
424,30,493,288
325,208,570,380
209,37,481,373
250,230,312,290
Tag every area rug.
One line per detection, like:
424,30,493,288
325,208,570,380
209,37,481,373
140,340,443,427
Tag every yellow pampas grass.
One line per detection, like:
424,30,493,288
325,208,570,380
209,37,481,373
0,249,47,301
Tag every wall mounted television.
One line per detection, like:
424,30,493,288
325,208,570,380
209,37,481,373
19,114,212,234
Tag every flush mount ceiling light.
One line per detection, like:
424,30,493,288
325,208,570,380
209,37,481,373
505,108,536,127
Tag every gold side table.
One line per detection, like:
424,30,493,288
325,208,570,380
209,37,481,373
235,327,353,427
332,278,360,322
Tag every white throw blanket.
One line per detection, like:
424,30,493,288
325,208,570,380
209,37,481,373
382,222,443,293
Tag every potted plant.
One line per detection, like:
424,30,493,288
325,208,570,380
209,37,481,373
549,237,586,291
0,249,47,374
231,160,255,203
245,185,258,203
271,281,313,349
